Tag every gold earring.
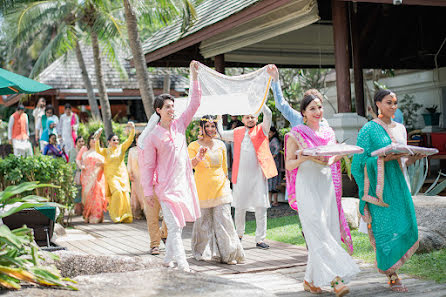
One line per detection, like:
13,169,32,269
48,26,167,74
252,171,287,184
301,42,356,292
303,115,307,124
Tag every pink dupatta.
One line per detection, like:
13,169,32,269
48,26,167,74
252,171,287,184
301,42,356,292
285,124,354,254
71,114,77,144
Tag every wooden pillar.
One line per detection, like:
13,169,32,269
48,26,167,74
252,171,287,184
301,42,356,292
215,54,225,74
163,73,171,94
350,3,365,117
214,54,228,126
332,0,352,113
51,94,59,116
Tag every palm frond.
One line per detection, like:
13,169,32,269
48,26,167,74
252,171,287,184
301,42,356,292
30,24,77,77
100,39,128,79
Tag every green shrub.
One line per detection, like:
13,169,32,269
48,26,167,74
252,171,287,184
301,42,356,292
399,94,423,131
279,127,291,138
0,118,8,144
77,120,126,145
186,120,200,144
0,155,76,225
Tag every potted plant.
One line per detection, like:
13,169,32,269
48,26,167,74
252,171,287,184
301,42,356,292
422,105,441,126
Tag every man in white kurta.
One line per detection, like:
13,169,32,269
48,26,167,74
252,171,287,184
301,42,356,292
218,105,273,249
57,103,79,152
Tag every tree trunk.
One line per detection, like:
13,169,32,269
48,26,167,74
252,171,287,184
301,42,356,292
163,73,170,94
91,31,113,138
74,41,101,121
123,0,155,118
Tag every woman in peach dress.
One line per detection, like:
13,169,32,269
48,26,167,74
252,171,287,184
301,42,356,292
77,133,107,223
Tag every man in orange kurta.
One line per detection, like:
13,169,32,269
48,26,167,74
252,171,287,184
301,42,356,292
8,105,33,157
218,105,277,249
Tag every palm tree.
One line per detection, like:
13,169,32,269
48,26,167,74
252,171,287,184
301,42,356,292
79,0,124,137
74,40,101,121
121,0,196,118
1,0,102,121
2,0,128,137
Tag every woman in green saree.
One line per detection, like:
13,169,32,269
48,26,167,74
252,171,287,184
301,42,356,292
352,89,424,293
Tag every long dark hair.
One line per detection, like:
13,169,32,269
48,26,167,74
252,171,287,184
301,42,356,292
300,94,319,116
269,126,280,143
48,133,57,143
107,133,116,142
269,126,283,146
45,105,55,115
374,89,393,105
75,136,84,145
199,115,219,138
87,133,95,149
153,94,175,117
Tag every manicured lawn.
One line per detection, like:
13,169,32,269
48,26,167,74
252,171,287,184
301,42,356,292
245,215,446,283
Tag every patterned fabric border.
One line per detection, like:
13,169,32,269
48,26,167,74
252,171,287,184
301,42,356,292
362,156,389,207
378,240,420,276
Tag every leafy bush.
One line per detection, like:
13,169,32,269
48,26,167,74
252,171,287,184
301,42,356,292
77,120,126,145
279,127,291,138
0,155,76,225
0,182,77,290
186,120,200,144
399,94,423,131
0,118,8,144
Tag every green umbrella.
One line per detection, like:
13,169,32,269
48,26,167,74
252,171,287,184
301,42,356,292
0,68,52,95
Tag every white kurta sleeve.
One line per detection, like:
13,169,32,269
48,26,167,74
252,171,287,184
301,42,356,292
217,118,234,142
8,116,14,140
73,114,79,132
261,104,272,136
25,115,29,137
57,115,64,135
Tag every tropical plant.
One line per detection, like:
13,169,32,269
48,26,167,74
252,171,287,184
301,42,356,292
407,158,429,196
185,119,200,144
426,105,438,114
122,0,196,118
0,118,8,144
0,181,77,290
340,155,353,179
1,0,127,136
279,127,291,138
74,40,101,121
425,171,446,196
0,155,77,225
77,120,126,144
399,93,423,131
1,0,101,120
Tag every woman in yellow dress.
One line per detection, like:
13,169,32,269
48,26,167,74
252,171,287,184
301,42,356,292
95,122,135,223
188,115,244,264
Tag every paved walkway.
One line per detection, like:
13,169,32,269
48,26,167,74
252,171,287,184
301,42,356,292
55,215,446,297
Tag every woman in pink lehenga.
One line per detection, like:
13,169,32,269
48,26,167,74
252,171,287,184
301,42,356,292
77,133,107,224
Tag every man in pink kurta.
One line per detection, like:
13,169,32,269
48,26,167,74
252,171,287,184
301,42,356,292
141,81,201,227
140,65,201,271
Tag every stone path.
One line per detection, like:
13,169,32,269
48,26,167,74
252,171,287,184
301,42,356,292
54,215,446,297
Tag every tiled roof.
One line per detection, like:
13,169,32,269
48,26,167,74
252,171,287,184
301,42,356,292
141,0,261,55
38,44,189,91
